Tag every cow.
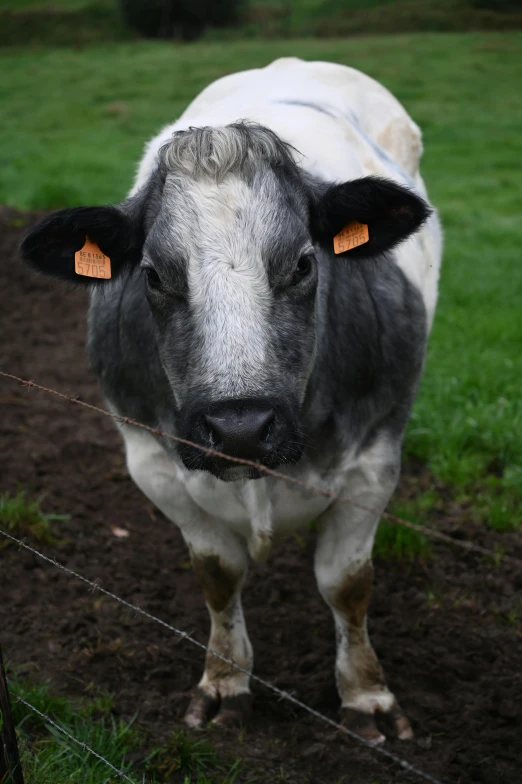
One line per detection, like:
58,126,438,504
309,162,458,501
20,57,442,744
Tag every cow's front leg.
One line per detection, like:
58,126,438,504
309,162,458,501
314,451,412,744
120,427,252,728
183,524,252,729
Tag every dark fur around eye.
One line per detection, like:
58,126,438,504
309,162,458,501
291,254,314,285
144,266,162,289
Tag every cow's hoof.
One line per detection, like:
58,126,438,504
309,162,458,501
341,700,413,745
211,693,253,728
184,688,218,728
381,701,414,741
341,707,386,745
184,688,252,729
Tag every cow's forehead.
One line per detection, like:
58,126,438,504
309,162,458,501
158,122,299,182
147,169,311,276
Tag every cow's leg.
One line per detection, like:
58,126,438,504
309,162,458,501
314,439,412,744
121,425,252,727
183,526,252,728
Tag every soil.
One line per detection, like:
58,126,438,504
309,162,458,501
1,206,521,784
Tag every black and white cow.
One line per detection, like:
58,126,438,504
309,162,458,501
21,58,442,743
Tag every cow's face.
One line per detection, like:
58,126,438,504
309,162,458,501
142,130,318,479
20,123,430,481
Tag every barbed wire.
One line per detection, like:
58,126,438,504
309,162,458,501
14,695,139,784
0,370,520,568
0,528,445,784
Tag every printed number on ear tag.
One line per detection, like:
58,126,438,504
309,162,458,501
75,237,111,279
333,221,369,255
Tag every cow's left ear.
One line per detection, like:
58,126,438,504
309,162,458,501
19,200,144,285
310,176,431,259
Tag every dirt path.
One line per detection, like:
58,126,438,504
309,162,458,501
1,207,521,784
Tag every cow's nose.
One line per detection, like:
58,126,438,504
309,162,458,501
204,407,275,459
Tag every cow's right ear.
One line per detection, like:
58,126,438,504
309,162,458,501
19,202,144,285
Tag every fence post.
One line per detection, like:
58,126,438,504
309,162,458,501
0,644,25,784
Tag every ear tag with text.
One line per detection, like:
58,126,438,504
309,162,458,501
75,237,111,279
333,221,369,255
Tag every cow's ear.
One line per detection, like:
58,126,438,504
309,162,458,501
19,202,144,285
310,176,431,259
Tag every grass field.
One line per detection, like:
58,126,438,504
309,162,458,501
1,32,521,534
7,674,247,783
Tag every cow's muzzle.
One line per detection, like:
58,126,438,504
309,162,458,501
178,397,304,480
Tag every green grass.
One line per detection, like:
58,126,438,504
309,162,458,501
0,33,520,547
374,493,435,561
7,677,147,784
4,675,251,783
0,489,68,549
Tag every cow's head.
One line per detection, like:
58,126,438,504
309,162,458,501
20,123,430,480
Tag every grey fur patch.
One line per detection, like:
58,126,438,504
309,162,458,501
158,122,300,184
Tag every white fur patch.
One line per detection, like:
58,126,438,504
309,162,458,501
199,670,251,699
341,690,395,714
187,179,270,397
242,478,273,561
165,174,276,398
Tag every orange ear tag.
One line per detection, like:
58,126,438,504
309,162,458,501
333,221,369,255
74,237,111,279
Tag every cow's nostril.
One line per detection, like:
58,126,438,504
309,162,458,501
259,412,275,443
203,407,275,459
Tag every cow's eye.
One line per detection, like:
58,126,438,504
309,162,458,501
144,267,162,290
291,254,314,285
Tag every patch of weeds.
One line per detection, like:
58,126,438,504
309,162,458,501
0,489,69,550
189,758,250,783
8,675,149,784
485,543,505,568
5,673,253,784
501,602,522,628
374,518,430,561
474,468,522,531
374,490,437,561
157,729,218,778
479,491,521,531
82,682,115,717
153,730,252,783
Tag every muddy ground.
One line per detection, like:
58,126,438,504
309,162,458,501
1,207,521,784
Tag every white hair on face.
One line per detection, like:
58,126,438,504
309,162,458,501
155,123,304,399
165,171,282,399
158,122,299,183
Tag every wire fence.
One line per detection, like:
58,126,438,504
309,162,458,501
1,370,519,568
1,529,445,784
2,368,518,784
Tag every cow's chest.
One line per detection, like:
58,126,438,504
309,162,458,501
123,426,349,560
182,462,338,535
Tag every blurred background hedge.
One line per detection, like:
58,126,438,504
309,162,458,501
0,0,521,47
